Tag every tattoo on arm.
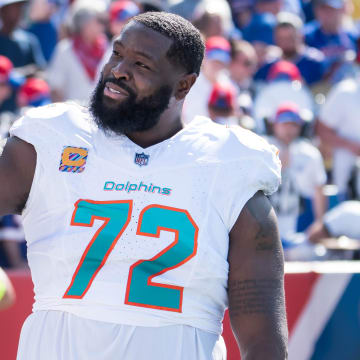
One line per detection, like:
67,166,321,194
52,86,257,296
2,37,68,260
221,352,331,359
247,193,279,252
228,278,282,317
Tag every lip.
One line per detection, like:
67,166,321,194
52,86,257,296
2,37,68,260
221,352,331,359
104,82,129,100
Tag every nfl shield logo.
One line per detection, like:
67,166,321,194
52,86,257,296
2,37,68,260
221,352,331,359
134,152,150,167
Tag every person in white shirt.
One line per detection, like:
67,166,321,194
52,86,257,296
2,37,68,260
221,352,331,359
265,102,327,238
46,1,107,104
318,78,360,200
308,200,360,242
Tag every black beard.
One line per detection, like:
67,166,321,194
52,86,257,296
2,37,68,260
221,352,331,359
89,76,173,135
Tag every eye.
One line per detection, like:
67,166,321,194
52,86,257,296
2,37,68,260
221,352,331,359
112,49,122,58
135,61,150,70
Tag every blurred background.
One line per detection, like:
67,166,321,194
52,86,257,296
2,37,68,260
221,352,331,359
0,0,360,359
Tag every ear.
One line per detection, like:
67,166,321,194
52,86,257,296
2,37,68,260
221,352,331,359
174,73,197,101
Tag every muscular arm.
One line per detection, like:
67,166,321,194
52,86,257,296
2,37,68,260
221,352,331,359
0,137,36,216
228,191,288,360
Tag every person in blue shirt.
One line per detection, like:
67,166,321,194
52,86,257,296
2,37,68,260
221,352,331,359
0,0,46,113
242,0,282,45
304,0,358,82
255,12,327,86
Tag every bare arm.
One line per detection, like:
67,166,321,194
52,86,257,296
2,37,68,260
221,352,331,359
313,185,327,221
0,137,36,216
317,121,360,156
307,220,331,244
228,191,288,360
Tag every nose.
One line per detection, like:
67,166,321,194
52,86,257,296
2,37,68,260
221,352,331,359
111,61,131,82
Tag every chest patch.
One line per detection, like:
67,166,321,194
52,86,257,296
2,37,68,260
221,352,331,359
59,146,88,173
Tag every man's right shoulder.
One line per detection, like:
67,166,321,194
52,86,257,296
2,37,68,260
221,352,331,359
10,102,94,143
22,102,83,120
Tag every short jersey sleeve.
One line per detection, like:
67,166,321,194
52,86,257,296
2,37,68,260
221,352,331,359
9,103,71,156
214,129,282,231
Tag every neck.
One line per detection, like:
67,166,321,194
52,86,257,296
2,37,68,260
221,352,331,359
125,107,184,148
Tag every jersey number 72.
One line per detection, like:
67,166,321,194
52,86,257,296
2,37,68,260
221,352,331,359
63,199,198,313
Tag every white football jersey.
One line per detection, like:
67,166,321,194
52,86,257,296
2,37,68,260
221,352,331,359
11,103,280,359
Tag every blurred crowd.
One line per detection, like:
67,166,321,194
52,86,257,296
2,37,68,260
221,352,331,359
1,0,360,267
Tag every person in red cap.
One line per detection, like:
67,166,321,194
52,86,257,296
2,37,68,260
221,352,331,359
0,55,14,108
17,77,51,108
267,60,302,82
96,1,141,81
264,101,327,239
109,1,140,37
0,55,23,110
207,81,239,125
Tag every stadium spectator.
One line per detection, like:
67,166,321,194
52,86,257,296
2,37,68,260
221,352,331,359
308,200,360,243
283,200,360,261
46,0,108,103
183,36,232,123
0,0,46,69
255,12,327,86
17,77,51,108
265,102,327,238
0,0,46,112
304,0,358,83
207,81,239,125
228,40,257,98
267,59,302,81
0,267,15,310
97,0,141,81
191,0,236,39
318,77,360,200
242,1,277,45
228,0,254,29
0,55,23,110
241,1,283,66
27,0,59,63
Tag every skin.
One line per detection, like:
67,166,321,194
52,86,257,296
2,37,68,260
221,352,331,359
307,220,331,243
274,25,303,59
0,21,288,358
228,191,288,359
315,4,344,34
0,2,25,35
202,58,228,84
317,121,360,156
273,121,301,146
229,51,257,85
